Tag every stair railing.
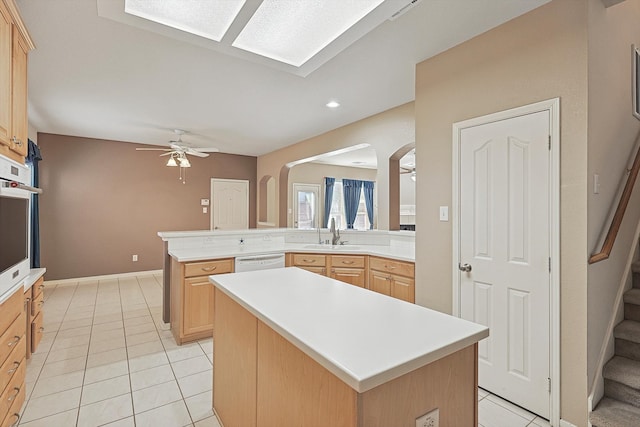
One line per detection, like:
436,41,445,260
589,132,640,264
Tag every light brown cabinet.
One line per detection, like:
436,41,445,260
289,253,327,275
0,288,25,427
0,0,33,163
171,257,233,345
24,276,45,358
368,256,415,303
329,255,367,288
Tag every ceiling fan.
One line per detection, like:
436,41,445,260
136,129,219,183
400,166,416,182
136,129,219,165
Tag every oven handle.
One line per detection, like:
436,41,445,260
1,180,43,194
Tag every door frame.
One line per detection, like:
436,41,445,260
210,178,249,230
452,98,560,425
292,182,321,229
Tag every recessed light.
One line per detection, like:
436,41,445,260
326,101,340,108
352,161,365,165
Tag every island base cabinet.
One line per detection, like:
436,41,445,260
213,287,478,427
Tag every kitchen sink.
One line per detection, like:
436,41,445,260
303,244,360,251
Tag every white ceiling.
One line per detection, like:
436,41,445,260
16,0,550,157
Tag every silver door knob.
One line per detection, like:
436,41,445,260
458,263,472,272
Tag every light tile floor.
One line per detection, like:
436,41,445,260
17,272,550,427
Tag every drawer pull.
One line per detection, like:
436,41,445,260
38,284,45,290
38,327,45,333
341,260,355,265
7,336,20,347
302,259,316,263
385,265,396,270
7,386,20,402
201,266,217,272
7,361,20,374
7,413,19,427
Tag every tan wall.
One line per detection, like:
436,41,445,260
288,163,377,228
415,0,588,424
256,102,415,230
586,0,640,392
38,133,257,280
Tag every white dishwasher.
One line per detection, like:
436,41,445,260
234,253,286,272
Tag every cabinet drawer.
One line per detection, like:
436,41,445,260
330,255,365,269
30,312,43,354
32,277,44,300
292,254,326,267
0,291,22,339
0,358,24,426
0,336,24,397
185,259,233,278
0,314,24,368
369,257,414,277
31,290,43,318
0,381,24,427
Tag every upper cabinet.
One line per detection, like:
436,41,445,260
0,0,33,164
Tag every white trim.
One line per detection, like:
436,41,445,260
44,269,162,285
452,98,561,426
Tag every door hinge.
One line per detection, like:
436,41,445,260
548,257,551,273
548,135,551,150
548,377,551,392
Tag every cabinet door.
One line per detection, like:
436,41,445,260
183,276,214,336
391,274,415,303
0,2,11,147
10,26,27,157
296,266,326,276
368,270,391,296
331,268,366,288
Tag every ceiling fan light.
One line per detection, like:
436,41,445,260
179,157,191,168
410,171,416,182
166,156,178,167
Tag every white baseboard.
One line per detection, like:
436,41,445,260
44,269,163,285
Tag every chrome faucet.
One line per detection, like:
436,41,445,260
330,218,340,246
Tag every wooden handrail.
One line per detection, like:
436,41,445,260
589,135,640,264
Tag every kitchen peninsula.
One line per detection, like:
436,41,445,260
210,267,488,427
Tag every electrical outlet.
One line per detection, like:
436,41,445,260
416,408,439,427
132,255,138,262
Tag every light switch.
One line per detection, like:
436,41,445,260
593,174,600,194
203,207,208,214
439,206,449,222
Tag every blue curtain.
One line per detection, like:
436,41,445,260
26,140,42,268
362,181,374,229
342,179,363,229
323,177,335,228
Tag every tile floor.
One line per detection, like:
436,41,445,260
17,272,550,427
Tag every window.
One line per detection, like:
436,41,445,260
327,181,371,230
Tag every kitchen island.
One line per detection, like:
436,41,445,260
210,267,488,427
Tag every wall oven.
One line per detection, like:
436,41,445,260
0,156,37,297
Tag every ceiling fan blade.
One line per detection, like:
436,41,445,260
195,147,220,153
159,152,174,157
186,150,209,158
136,148,172,151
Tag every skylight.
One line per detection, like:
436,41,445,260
232,0,386,67
124,0,246,42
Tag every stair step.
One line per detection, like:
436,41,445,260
604,357,640,407
624,289,640,306
615,321,640,344
590,397,640,427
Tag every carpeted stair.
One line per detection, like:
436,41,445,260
591,261,640,427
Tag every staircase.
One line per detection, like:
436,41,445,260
591,261,640,426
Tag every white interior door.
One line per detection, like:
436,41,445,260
211,179,249,230
457,110,551,418
292,183,320,229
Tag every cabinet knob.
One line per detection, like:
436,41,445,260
11,137,22,147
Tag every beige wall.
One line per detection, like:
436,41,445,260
38,133,257,280
288,163,377,228
256,102,415,230
586,0,640,392
415,0,588,424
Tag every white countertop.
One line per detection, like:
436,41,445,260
170,243,415,263
210,267,488,393
0,267,46,305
